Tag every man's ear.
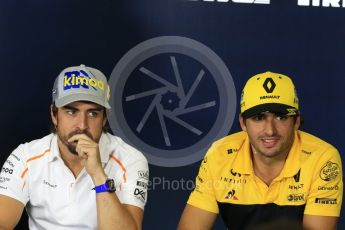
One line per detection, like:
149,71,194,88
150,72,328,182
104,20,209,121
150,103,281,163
294,115,301,130
50,104,58,127
239,114,247,132
102,110,107,127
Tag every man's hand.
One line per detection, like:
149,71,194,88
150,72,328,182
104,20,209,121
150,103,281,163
68,134,106,183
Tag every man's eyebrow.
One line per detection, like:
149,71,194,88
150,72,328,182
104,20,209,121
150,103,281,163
62,105,78,110
87,107,103,112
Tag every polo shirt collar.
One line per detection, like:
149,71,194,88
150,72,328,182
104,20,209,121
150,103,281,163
48,134,60,162
232,134,254,175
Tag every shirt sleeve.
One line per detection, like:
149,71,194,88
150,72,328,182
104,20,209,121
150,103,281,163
187,146,219,214
304,146,343,217
116,158,149,210
0,144,30,206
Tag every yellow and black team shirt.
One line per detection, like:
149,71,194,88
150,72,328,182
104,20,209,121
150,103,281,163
188,131,343,229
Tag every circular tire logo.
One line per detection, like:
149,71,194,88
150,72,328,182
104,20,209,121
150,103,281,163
108,36,236,167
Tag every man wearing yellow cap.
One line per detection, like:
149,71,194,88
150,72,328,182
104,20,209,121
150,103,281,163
178,72,343,230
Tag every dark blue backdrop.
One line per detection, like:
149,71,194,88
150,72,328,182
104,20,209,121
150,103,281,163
1,1,344,229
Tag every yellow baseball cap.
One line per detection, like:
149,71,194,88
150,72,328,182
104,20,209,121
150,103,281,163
240,71,299,119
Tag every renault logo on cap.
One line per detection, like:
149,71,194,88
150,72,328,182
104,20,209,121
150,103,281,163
263,77,276,93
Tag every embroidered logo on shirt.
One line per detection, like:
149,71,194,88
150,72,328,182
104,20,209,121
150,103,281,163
225,189,238,200
320,161,339,181
315,198,337,205
43,180,58,188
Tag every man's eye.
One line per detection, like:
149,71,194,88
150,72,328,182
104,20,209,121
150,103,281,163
251,114,264,121
88,112,98,117
66,110,76,115
276,114,288,120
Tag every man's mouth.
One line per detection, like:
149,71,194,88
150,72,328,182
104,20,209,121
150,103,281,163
261,138,279,148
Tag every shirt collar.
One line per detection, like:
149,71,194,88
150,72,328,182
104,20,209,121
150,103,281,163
232,133,254,175
48,134,60,162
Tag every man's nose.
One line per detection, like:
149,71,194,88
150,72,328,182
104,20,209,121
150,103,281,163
76,113,89,130
263,116,277,136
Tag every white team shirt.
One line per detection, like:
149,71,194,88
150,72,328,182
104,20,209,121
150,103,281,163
0,133,149,230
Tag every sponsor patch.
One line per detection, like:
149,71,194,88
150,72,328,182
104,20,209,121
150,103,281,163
1,167,13,175
136,180,148,189
5,160,14,168
0,177,11,183
43,180,57,188
320,161,339,181
134,188,146,203
315,198,337,205
138,170,149,180
225,189,238,200
318,185,339,191
287,193,305,202
230,169,241,177
63,70,105,91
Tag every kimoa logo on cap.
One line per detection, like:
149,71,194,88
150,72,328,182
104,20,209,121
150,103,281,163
63,70,105,91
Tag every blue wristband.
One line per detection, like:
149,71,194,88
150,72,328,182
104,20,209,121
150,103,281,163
92,179,116,193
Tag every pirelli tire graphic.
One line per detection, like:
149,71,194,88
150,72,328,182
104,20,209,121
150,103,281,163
108,36,236,167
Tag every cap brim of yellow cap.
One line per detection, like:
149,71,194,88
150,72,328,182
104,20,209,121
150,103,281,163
241,103,298,119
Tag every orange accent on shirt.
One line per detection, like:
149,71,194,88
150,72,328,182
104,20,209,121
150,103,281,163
20,149,51,190
109,155,127,183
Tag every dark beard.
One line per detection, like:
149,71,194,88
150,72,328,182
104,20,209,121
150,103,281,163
58,130,94,156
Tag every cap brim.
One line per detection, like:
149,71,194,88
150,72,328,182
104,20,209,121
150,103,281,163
55,93,111,109
241,103,298,119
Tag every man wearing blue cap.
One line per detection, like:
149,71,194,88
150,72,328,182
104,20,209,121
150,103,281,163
0,65,149,230
178,72,343,230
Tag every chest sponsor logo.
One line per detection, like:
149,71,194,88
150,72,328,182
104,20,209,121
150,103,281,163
230,169,241,177
318,185,339,191
320,161,339,181
287,193,305,202
227,148,238,154
138,170,149,180
43,180,57,188
288,183,304,190
315,198,337,205
1,167,13,175
220,176,247,184
225,189,238,200
136,180,148,189
134,188,146,203
5,160,14,168
302,149,311,155
0,176,11,183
